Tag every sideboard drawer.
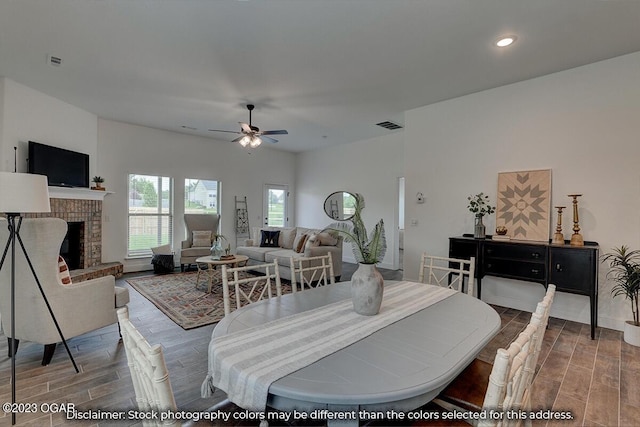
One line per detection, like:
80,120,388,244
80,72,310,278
484,259,546,282
484,242,546,261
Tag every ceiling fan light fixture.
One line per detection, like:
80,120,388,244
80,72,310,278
239,136,251,147
249,136,262,148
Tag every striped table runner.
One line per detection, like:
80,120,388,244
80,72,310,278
201,281,456,411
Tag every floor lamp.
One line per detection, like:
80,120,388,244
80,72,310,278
0,172,78,425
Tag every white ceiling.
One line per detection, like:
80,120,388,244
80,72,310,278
1,1,639,152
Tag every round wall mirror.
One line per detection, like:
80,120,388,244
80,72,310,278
324,191,357,221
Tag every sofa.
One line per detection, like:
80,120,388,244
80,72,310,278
236,226,343,281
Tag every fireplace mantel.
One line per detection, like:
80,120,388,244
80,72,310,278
48,186,113,201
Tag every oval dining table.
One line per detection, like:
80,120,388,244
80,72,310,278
209,280,501,425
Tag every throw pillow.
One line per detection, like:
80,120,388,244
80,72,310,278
260,230,281,247
192,230,212,247
304,234,321,251
279,227,297,249
294,234,309,253
317,231,339,246
58,256,72,285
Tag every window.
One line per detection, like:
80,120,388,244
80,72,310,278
185,178,220,214
127,174,173,257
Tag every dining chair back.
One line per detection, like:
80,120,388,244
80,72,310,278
418,253,476,296
434,284,556,427
289,253,335,292
117,307,177,426
221,260,283,316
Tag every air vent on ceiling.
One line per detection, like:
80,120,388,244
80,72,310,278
375,121,403,130
47,55,63,66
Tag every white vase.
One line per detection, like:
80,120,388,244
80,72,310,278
623,321,640,346
351,263,384,315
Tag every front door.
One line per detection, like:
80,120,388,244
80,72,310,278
263,184,289,227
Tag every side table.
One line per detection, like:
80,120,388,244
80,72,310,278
194,255,249,293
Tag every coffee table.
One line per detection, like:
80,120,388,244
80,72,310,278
194,255,249,293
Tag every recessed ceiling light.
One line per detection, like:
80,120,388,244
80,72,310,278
495,36,517,47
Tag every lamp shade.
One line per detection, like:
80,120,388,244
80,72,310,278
0,172,51,213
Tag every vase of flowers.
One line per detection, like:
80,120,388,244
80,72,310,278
468,193,495,239
326,193,386,315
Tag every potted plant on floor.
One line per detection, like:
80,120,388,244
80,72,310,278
602,245,640,346
326,193,386,315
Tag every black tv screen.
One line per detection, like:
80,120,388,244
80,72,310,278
28,141,90,188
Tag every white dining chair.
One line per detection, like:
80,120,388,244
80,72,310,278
419,253,476,296
221,260,283,316
289,253,335,292
433,284,556,427
117,307,178,426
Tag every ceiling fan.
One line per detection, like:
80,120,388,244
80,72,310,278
208,104,288,148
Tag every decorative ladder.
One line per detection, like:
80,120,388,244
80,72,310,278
235,196,250,247
329,199,339,220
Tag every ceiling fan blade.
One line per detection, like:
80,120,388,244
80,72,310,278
208,129,241,134
260,130,288,135
261,136,279,144
239,122,252,133
231,136,246,143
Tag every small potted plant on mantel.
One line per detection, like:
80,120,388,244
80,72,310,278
602,245,640,346
92,176,105,191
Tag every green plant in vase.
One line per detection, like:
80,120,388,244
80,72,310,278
467,192,495,239
326,193,386,315
92,176,105,190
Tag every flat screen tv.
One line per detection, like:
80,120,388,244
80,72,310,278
28,141,90,188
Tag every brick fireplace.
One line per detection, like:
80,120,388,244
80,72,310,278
25,192,122,280
27,198,102,268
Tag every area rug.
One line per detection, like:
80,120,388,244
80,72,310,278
126,271,292,330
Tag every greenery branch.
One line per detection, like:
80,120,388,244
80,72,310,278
467,192,495,217
325,193,386,264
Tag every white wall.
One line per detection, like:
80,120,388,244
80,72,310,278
0,78,98,173
0,79,4,169
404,51,640,331
98,119,297,272
296,133,404,270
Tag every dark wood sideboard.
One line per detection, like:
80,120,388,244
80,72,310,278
449,235,599,339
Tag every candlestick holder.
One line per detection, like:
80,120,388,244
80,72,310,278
552,206,566,245
568,194,584,246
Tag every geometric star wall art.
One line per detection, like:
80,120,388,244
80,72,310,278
496,169,552,242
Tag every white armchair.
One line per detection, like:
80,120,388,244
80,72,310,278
0,218,129,365
180,213,221,271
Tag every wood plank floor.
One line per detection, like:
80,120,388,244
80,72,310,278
0,266,636,426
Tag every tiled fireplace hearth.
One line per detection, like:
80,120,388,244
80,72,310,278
25,197,122,281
